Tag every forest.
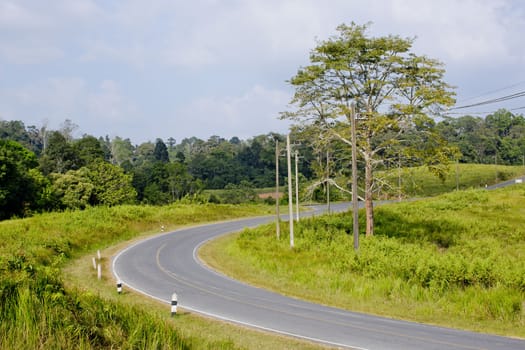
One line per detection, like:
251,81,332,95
1,108,525,220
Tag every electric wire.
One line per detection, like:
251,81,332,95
456,80,525,104
449,90,525,111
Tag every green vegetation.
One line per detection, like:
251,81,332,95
1,21,525,349
201,186,525,337
2,107,525,219
1,203,302,349
378,163,524,198
283,22,456,236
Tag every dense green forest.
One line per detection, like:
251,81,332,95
1,108,525,220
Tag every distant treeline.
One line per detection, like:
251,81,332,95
1,108,524,220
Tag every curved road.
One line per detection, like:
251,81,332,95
113,204,524,350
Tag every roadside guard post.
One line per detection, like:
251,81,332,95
171,293,178,316
117,280,123,294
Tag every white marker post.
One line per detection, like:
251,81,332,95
171,293,178,316
97,264,102,280
97,250,101,260
117,280,123,294
92,257,97,270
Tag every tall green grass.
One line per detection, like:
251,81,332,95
0,203,273,349
204,187,525,336
378,163,524,197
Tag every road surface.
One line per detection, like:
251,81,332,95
112,204,524,350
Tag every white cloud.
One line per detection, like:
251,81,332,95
0,1,51,30
87,80,137,123
0,77,140,139
367,0,525,65
1,1,525,142
173,85,291,139
6,77,86,116
0,43,64,64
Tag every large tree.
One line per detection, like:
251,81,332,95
0,140,40,219
39,131,80,175
283,23,455,236
153,138,169,163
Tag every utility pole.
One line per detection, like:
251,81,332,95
287,134,294,248
456,158,459,191
326,150,331,214
275,139,280,239
295,150,300,222
398,152,402,201
351,103,359,251
495,151,498,183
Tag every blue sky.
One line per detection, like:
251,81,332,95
1,0,524,144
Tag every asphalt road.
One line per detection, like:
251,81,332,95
486,175,525,190
112,204,525,350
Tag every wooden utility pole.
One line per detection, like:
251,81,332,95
275,139,280,239
456,158,459,191
495,152,498,183
351,103,359,251
295,150,300,222
287,134,294,248
326,150,331,214
398,152,402,201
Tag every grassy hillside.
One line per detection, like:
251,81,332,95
0,204,290,349
378,163,524,198
201,186,525,337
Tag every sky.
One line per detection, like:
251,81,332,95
1,0,525,145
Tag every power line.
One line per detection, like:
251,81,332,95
446,111,496,115
457,80,525,104
449,90,525,111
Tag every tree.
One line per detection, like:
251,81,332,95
135,141,155,165
0,140,39,219
110,136,134,165
153,138,169,163
88,161,136,205
59,118,78,142
283,23,455,236
166,162,193,201
51,162,136,209
0,120,44,155
39,131,80,175
74,135,106,166
50,168,95,210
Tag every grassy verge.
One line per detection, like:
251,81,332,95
200,187,525,338
63,242,329,350
62,214,330,350
378,163,524,197
1,203,329,349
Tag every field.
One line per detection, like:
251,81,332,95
378,163,524,198
1,204,328,349
201,186,525,337
2,163,525,348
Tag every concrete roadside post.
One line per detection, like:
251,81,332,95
171,293,178,316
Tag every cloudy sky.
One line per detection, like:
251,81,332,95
1,0,524,144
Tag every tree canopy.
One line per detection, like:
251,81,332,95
0,140,40,219
283,23,456,236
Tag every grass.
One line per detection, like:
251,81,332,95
3,163,524,348
1,203,329,349
63,243,330,350
377,163,524,198
200,186,525,338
